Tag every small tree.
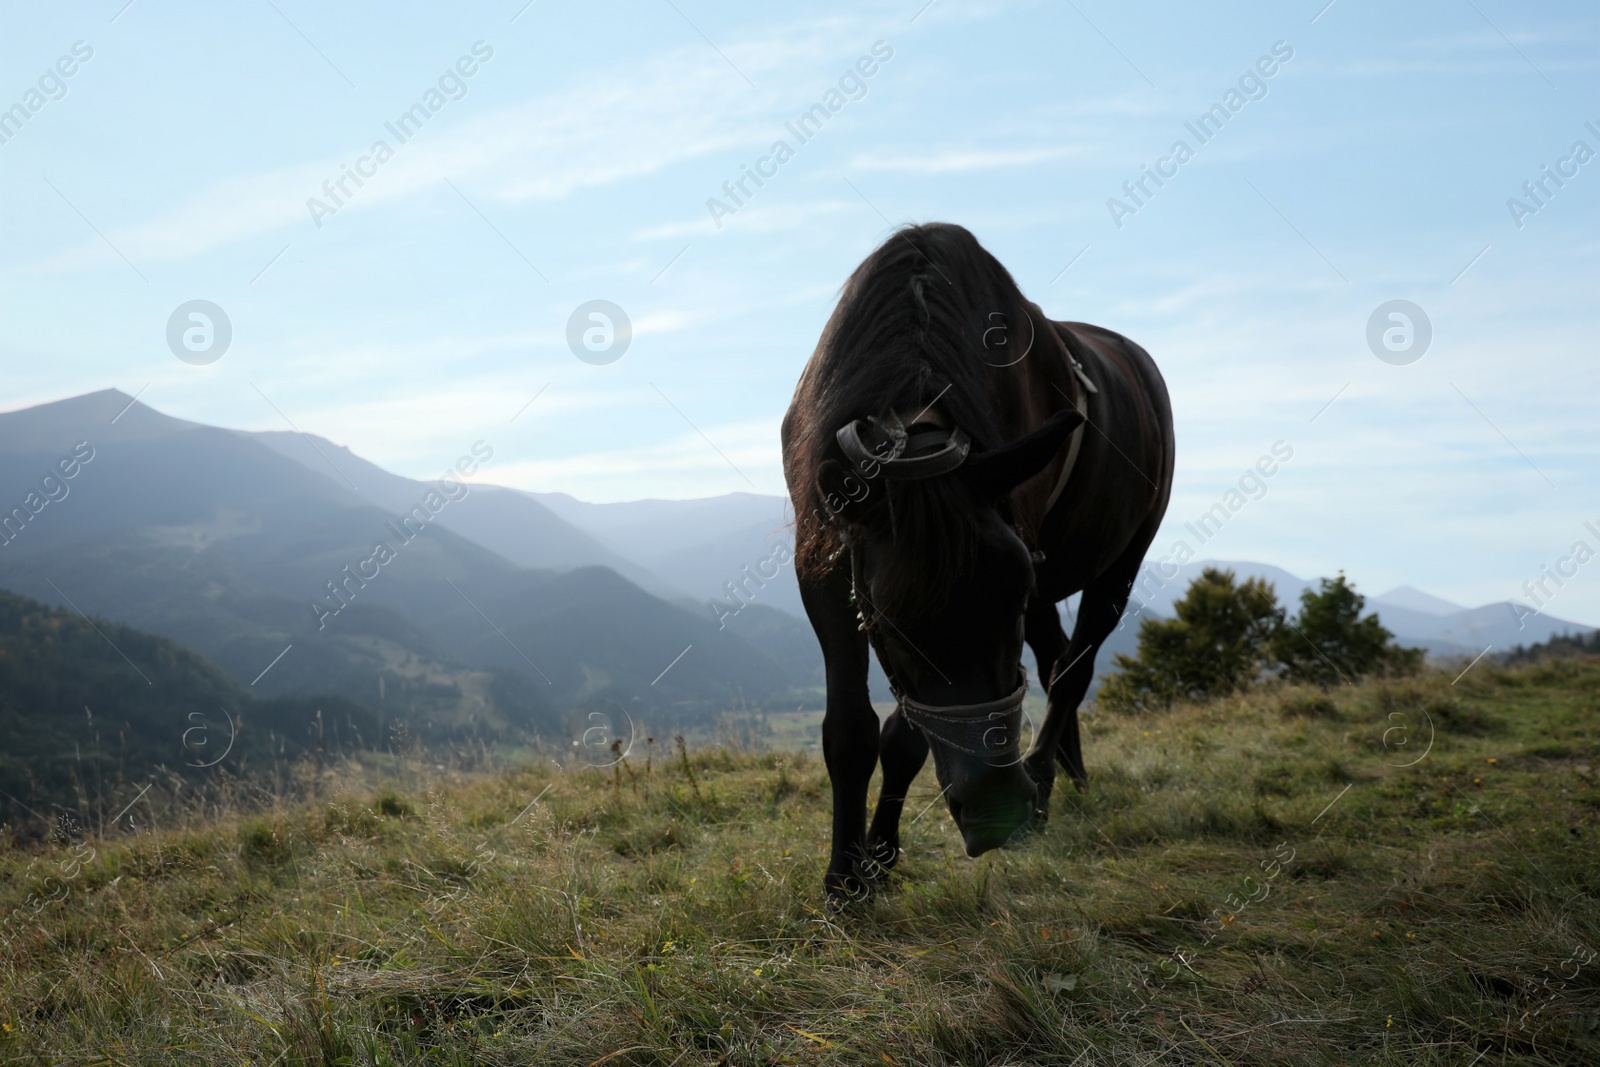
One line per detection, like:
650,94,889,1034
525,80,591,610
1098,567,1281,712
1271,572,1422,686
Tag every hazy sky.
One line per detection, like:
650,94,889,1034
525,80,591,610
2,0,1597,623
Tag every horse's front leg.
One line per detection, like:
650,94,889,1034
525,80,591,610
1025,558,1140,817
864,706,929,877
821,695,880,899
799,564,880,901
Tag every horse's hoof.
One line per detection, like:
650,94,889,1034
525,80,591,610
865,838,900,873
1028,765,1056,802
824,869,876,905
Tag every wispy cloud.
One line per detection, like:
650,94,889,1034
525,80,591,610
493,418,786,500
25,16,898,272
846,146,1082,173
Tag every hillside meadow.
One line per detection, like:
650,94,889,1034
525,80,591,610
1,658,1597,1065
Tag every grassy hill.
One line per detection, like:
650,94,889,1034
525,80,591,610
1,658,1596,1063
0,588,377,836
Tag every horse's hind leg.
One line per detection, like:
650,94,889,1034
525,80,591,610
864,706,929,878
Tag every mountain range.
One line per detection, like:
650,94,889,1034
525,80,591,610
0,391,822,753
1,389,1590,755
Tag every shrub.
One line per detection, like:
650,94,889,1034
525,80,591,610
1100,568,1423,711
1272,572,1422,687
1098,567,1280,712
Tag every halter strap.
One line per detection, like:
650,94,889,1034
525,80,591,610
1043,357,1098,513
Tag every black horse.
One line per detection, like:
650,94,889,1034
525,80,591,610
782,223,1174,899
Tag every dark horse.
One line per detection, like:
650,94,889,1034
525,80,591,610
781,223,1174,899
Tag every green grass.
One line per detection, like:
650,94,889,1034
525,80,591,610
2,659,1598,1065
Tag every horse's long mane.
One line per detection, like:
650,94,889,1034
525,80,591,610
788,223,1034,616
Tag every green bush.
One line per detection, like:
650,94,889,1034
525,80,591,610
1098,567,1280,712
1100,568,1422,712
1272,572,1423,686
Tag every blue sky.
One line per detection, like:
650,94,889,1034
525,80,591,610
2,0,1597,624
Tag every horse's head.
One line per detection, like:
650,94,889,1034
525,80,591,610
819,408,1083,856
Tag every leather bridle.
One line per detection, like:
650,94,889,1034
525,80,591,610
838,415,1030,767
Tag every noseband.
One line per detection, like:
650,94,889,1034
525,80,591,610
900,670,1030,765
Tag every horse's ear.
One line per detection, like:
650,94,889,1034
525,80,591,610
959,409,1085,499
816,458,874,519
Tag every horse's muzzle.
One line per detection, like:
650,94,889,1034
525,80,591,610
900,669,1035,855
947,767,1039,855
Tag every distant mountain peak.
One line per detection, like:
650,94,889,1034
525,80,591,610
1372,585,1467,617
0,387,203,451
5,386,123,404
